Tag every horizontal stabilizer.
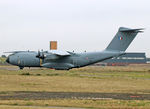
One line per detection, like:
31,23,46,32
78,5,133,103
119,27,144,33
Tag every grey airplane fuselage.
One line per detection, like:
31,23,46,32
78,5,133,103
7,51,123,70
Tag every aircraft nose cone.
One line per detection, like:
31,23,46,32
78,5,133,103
6,57,9,63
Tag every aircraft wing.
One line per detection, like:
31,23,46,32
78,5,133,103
4,51,26,54
49,50,71,56
43,50,71,60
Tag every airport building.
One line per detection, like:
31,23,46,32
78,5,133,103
96,52,147,66
147,58,150,63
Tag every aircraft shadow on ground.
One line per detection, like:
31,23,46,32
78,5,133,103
0,91,150,100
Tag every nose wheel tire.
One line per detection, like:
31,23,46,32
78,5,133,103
19,66,24,70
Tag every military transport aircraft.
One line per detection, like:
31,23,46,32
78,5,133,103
6,27,143,70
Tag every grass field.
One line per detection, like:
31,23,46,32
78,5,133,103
0,65,150,109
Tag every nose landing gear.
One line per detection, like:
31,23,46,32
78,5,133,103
19,66,24,70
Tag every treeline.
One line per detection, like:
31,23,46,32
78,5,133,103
0,57,8,65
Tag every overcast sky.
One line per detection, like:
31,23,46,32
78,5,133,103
0,0,150,56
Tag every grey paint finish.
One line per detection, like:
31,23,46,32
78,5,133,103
7,51,40,67
6,27,143,70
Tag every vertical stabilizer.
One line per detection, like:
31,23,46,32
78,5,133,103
105,27,143,52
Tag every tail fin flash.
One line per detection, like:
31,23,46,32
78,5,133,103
106,27,144,52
